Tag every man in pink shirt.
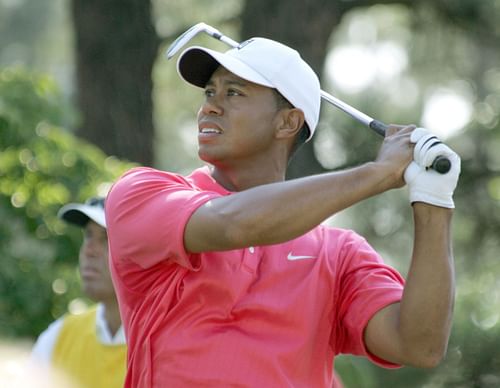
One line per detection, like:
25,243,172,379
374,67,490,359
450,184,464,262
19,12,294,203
106,36,460,387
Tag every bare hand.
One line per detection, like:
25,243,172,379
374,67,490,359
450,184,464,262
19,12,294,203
375,124,415,189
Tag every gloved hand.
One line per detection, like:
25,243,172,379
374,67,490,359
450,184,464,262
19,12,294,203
404,128,461,208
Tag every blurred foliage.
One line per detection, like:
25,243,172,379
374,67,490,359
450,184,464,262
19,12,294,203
323,4,500,386
0,0,74,93
0,67,135,339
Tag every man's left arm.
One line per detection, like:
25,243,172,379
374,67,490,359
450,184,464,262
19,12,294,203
364,129,461,368
364,204,454,368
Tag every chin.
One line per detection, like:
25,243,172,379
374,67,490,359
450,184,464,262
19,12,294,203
82,286,104,301
198,149,218,165
198,145,231,163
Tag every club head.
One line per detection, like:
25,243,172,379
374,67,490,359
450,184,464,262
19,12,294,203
166,22,210,59
166,24,451,172
166,22,240,60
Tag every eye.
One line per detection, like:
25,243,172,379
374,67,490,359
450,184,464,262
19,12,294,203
83,228,92,239
227,88,243,97
204,88,215,97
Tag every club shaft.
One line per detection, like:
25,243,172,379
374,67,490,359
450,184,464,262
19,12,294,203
320,90,388,136
217,34,240,48
320,91,372,126
168,23,451,174
208,31,387,137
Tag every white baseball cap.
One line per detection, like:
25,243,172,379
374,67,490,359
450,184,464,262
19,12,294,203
58,197,106,228
177,37,321,141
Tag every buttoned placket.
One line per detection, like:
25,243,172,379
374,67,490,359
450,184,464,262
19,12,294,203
242,246,259,273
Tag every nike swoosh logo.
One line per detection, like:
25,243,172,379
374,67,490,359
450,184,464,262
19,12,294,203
287,252,316,261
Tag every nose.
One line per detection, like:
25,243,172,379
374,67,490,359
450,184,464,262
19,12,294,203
82,241,95,259
200,95,223,116
82,237,100,258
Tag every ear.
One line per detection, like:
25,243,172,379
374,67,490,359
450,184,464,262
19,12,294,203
275,108,305,140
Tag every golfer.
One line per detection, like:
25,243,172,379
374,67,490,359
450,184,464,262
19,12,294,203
105,37,460,387
32,197,126,388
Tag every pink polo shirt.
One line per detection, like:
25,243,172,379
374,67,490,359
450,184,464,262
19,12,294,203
106,166,405,388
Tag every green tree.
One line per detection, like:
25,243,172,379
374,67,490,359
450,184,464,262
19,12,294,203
0,67,134,339
70,0,159,166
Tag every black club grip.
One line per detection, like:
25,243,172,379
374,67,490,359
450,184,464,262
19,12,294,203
430,155,451,174
369,120,451,174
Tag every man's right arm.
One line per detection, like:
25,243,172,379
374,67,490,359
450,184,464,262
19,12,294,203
184,125,415,253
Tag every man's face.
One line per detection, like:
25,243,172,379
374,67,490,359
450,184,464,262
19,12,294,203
79,220,115,302
196,66,283,165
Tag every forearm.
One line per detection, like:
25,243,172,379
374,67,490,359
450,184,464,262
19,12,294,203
185,162,398,252
398,203,455,366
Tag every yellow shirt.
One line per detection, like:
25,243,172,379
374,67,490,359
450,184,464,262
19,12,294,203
52,306,127,388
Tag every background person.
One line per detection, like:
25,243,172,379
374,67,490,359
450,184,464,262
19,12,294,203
105,37,460,387
32,197,126,388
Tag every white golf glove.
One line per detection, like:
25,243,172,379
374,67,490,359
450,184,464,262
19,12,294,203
404,128,461,208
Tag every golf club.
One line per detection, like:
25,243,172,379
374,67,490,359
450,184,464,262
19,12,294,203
166,23,451,174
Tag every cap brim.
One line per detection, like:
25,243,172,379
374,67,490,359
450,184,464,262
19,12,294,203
57,203,106,228
177,46,273,89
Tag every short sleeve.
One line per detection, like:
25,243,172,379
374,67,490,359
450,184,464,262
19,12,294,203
332,232,405,368
106,167,220,270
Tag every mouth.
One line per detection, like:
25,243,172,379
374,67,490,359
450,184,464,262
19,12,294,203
198,121,223,137
199,128,223,135
80,267,101,279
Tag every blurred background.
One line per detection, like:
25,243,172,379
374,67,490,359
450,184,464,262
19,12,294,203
1,0,499,386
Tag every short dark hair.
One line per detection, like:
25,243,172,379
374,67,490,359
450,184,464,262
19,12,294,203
272,90,310,158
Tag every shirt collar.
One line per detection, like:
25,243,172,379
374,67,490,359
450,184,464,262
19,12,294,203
187,166,232,195
95,303,126,345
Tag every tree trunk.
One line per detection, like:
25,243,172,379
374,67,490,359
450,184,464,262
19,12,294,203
71,0,159,166
240,0,341,178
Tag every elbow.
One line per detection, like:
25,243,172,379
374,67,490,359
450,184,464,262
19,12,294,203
405,343,448,369
413,353,445,369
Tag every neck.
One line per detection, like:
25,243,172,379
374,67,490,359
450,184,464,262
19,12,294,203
211,164,286,191
209,149,289,191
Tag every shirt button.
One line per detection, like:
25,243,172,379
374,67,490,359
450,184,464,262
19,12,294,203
249,246,255,253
